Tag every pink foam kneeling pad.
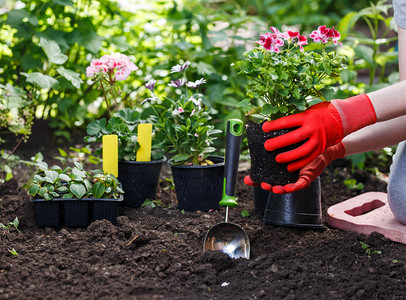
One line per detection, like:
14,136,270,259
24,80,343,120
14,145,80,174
327,192,406,244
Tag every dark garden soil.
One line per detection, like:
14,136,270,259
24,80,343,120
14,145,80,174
1,123,406,299
245,121,303,186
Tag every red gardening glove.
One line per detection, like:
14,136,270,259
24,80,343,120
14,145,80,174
262,94,376,172
270,142,345,194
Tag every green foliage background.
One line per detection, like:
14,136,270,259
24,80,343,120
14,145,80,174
0,0,399,171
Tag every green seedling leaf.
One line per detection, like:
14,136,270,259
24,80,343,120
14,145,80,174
70,183,86,198
92,181,105,198
33,175,45,182
241,209,250,218
72,168,86,180
59,174,71,182
73,161,84,171
44,193,53,201
29,184,40,196
63,193,74,199
141,199,155,208
58,148,68,157
38,187,47,197
57,186,69,193
10,217,19,231
44,170,59,182
8,248,18,256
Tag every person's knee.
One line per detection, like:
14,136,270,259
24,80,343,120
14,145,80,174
388,182,406,225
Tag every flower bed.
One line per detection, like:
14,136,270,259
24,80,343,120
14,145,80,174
1,158,405,299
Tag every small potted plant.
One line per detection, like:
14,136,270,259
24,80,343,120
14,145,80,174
234,25,346,187
234,25,346,227
142,61,224,212
25,161,124,227
85,53,166,208
85,108,166,208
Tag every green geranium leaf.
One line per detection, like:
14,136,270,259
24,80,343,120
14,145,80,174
38,37,68,65
114,108,141,124
56,67,83,89
69,183,86,198
261,104,278,116
86,119,106,136
22,72,59,90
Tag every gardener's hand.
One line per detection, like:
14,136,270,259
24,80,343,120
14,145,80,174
244,142,345,194
270,142,345,194
262,94,376,172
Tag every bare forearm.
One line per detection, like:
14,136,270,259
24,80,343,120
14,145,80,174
366,27,406,121
342,115,406,156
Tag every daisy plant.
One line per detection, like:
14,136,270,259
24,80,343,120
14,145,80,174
234,25,347,120
86,53,138,118
143,61,221,166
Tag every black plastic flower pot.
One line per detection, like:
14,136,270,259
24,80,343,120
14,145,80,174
92,195,123,225
63,200,90,227
169,155,225,212
253,186,270,217
31,199,62,228
262,177,323,228
245,121,303,186
118,157,166,208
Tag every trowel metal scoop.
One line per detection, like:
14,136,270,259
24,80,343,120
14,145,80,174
203,119,250,259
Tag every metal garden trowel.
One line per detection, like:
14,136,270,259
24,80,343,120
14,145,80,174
203,119,250,259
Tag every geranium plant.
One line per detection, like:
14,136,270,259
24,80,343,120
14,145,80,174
143,61,221,166
86,53,138,118
234,25,347,120
84,107,164,161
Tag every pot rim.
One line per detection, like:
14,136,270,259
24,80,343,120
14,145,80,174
30,194,124,202
119,155,167,165
168,155,224,169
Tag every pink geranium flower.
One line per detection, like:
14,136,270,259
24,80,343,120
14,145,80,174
256,32,284,53
86,52,137,117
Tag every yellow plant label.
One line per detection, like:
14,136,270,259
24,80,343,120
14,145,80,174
136,123,152,162
102,135,118,177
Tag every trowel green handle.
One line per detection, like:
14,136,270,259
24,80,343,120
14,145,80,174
219,119,243,208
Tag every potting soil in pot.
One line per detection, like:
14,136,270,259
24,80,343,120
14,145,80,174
245,120,304,186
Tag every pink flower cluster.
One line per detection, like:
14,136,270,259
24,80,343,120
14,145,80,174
256,25,342,53
86,53,138,81
309,25,342,46
256,27,308,52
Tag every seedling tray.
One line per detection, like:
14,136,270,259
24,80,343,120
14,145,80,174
31,195,123,228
